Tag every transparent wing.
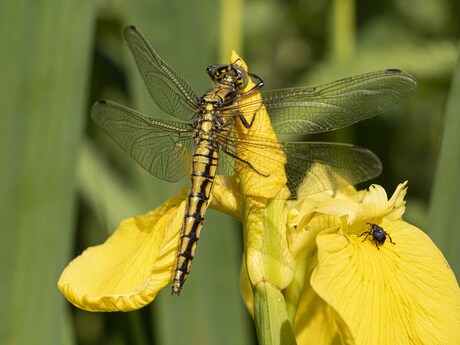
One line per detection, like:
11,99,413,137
215,131,382,199
260,69,418,134
282,142,381,198
124,25,198,120
91,100,194,182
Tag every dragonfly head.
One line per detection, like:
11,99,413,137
207,64,249,90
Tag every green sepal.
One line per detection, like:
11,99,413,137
254,280,297,345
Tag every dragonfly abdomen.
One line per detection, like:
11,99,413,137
172,138,219,295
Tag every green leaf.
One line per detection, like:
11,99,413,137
428,43,460,278
77,139,146,231
0,0,94,344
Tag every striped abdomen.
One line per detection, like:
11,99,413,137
171,138,218,295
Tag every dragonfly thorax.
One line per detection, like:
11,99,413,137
200,83,239,106
192,100,230,142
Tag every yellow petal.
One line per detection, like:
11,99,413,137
58,193,185,311
310,219,460,344
355,182,407,222
385,181,408,220
294,285,354,345
230,51,287,200
210,176,242,219
292,183,407,232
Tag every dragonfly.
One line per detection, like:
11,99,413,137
91,25,418,295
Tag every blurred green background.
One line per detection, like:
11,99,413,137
1,0,459,344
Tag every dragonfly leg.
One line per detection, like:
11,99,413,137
237,101,264,129
238,112,253,129
222,146,269,177
238,73,264,99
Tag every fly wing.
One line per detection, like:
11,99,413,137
261,69,418,135
91,100,194,182
124,25,198,120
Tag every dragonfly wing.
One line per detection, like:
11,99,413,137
217,129,289,199
283,142,382,198
91,100,194,182
214,126,282,177
216,130,381,199
124,25,198,120
262,69,418,135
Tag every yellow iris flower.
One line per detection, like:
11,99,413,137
59,53,460,344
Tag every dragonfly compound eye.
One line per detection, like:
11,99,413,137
233,65,249,90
